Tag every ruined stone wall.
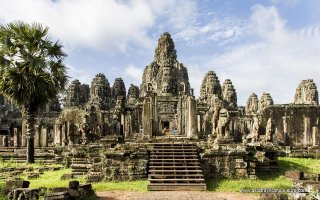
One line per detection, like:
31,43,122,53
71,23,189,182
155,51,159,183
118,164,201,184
260,105,320,146
200,144,278,179
200,144,248,178
102,144,148,181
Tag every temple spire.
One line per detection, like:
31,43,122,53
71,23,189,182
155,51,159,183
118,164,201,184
154,32,177,66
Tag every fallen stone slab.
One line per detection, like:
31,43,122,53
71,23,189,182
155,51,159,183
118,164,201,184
4,180,30,194
285,171,304,180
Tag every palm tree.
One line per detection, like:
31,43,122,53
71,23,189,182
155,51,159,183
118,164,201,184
0,21,67,163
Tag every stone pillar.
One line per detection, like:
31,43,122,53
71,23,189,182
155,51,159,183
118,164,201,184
61,123,67,146
67,122,73,145
41,127,48,147
303,117,310,146
282,116,289,144
13,127,19,147
142,95,154,137
2,136,8,147
54,123,62,146
312,126,318,146
197,114,201,133
124,112,132,140
22,119,27,147
187,96,197,139
34,125,40,147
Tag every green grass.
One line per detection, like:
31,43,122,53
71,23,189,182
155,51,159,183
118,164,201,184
22,169,86,189
1,157,320,193
277,157,320,174
207,157,320,192
207,176,291,192
0,182,6,200
21,168,147,192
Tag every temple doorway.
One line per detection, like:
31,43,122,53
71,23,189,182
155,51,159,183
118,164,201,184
162,121,169,129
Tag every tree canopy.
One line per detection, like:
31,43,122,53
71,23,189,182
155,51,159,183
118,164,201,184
0,21,68,111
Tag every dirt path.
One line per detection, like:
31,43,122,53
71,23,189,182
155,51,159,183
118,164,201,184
97,191,259,200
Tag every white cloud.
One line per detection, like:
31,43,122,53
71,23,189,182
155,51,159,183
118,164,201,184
175,16,247,46
124,64,143,83
0,0,187,52
270,0,300,4
67,64,94,86
203,4,320,105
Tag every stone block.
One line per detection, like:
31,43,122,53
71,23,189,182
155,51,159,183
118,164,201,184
69,181,79,189
5,180,30,193
44,191,69,200
79,184,92,190
68,188,79,198
303,173,320,181
235,161,247,169
51,187,68,193
285,171,304,180
60,173,72,180
27,173,40,179
249,162,256,168
235,168,247,177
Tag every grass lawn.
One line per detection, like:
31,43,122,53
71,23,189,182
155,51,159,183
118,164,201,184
207,157,320,192
1,157,320,194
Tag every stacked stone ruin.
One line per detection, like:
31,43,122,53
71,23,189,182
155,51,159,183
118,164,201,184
0,32,320,185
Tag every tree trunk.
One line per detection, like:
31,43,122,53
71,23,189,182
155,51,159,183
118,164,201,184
25,108,35,163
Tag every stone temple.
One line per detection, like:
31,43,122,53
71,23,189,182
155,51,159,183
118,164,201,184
1,31,320,147
0,32,320,190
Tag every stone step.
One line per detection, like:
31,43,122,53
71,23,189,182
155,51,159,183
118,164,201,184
152,146,196,148
151,151,197,154
150,155,198,158
150,158,199,161
147,184,206,191
148,143,206,191
151,149,197,152
149,166,201,169
149,169,203,173
149,174,204,178
149,161,200,165
149,178,205,182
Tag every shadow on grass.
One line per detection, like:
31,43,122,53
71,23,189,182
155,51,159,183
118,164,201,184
206,179,223,191
257,158,311,180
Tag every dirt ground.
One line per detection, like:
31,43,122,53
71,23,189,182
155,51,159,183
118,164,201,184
97,191,260,200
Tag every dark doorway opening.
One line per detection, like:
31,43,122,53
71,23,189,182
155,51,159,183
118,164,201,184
163,121,169,129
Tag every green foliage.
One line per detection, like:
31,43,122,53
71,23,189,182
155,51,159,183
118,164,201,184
277,157,320,174
0,20,67,110
0,182,7,200
60,107,88,124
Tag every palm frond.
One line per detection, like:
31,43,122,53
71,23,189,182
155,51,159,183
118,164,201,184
0,20,68,111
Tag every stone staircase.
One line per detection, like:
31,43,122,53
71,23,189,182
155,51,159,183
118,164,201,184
147,143,206,191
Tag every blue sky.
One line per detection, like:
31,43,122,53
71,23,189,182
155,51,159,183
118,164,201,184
1,0,320,105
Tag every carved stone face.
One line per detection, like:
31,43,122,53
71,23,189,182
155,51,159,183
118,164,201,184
207,75,215,93
162,83,170,93
161,67,172,93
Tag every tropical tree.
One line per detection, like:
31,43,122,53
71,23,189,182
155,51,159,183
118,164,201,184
0,21,67,163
